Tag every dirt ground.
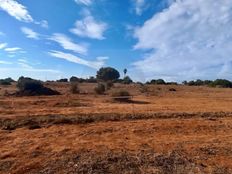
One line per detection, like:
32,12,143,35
0,83,232,173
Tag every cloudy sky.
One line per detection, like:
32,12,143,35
0,0,232,82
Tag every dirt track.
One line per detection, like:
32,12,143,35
0,83,232,173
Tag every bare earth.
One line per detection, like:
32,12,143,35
0,83,232,173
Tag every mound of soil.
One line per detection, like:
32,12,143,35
15,86,60,96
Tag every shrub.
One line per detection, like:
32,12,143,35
123,76,133,84
70,76,79,82
0,80,11,85
106,81,114,90
16,77,60,96
17,77,43,91
0,78,14,85
147,79,166,85
70,83,80,94
94,83,105,94
56,78,68,82
209,79,232,88
111,90,131,102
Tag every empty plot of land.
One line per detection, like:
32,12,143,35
0,83,232,173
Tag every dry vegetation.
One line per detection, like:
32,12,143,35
0,82,232,173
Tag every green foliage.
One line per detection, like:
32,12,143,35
94,83,106,94
123,68,127,76
16,76,60,96
17,76,43,91
96,67,120,82
70,76,79,82
147,79,166,85
209,79,232,88
123,76,133,84
0,77,14,85
57,78,68,82
183,79,232,88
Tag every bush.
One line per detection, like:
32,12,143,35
94,83,105,94
16,77,60,96
70,83,80,94
106,81,114,90
70,76,79,82
123,76,133,84
17,77,43,91
209,79,232,88
147,79,166,85
0,78,14,85
111,90,131,102
56,78,68,82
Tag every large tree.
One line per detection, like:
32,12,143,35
96,67,120,82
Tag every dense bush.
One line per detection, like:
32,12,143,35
0,78,15,85
94,83,105,94
183,79,232,88
209,79,232,88
70,83,80,94
16,77,60,96
97,67,120,82
70,76,79,82
57,78,68,82
70,76,97,83
123,76,133,84
17,77,43,91
147,79,166,85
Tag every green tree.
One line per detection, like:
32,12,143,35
96,67,120,82
123,68,127,77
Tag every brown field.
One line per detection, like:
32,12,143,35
0,83,232,173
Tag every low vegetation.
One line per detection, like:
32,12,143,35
0,78,14,85
16,76,60,96
70,83,80,94
94,83,106,94
183,79,232,88
111,89,131,102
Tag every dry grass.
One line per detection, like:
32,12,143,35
0,83,232,173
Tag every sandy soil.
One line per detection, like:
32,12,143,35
0,83,232,173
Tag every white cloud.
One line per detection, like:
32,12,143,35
48,50,106,69
40,20,48,28
18,62,33,69
133,0,145,15
0,31,4,36
74,0,92,6
0,0,33,22
21,27,39,39
18,59,28,63
49,33,87,55
4,47,21,52
96,56,109,61
0,60,12,64
70,13,107,40
0,43,7,49
133,0,232,81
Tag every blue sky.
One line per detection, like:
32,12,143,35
0,0,232,82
